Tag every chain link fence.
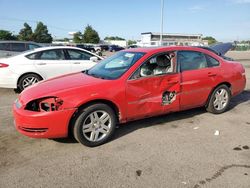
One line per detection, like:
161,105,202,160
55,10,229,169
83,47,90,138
234,43,250,51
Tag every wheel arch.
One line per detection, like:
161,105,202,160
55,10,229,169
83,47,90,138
68,99,121,137
205,81,232,107
17,72,44,88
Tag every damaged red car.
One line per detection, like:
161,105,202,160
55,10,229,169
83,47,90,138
13,46,246,147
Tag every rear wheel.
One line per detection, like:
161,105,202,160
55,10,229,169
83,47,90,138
73,103,117,147
18,73,42,91
206,85,231,114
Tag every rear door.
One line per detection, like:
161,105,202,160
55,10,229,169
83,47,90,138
65,49,97,72
126,52,181,121
177,50,221,110
32,49,72,78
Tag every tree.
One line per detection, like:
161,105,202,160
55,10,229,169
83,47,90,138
202,36,217,45
63,38,70,42
104,36,125,41
33,22,53,43
73,32,82,43
82,25,100,44
18,23,33,41
128,40,136,45
0,30,17,40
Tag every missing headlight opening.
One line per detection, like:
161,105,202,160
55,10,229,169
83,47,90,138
25,97,63,112
162,91,176,105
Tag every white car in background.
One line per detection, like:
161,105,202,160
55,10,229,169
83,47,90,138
0,46,103,91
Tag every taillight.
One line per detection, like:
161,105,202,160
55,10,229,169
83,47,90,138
0,63,9,68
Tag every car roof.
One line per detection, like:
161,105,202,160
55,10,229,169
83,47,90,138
15,46,103,59
29,45,91,52
124,46,209,53
0,40,40,45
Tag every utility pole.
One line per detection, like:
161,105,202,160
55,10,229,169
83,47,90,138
160,0,164,46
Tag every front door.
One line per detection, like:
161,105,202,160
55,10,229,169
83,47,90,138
65,49,97,72
126,52,181,121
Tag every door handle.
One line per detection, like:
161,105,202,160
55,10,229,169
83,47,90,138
167,80,179,85
37,62,46,65
208,72,217,77
73,62,81,64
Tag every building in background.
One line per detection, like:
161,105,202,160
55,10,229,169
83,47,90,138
103,40,127,47
138,32,208,47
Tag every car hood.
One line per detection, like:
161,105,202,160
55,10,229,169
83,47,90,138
210,42,234,56
19,72,107,104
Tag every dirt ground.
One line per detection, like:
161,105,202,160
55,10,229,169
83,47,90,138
0,51,249,188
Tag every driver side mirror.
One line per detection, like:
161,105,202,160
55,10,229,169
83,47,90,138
90,56,98,62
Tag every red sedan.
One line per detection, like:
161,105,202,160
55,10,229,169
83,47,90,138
13,46,246,147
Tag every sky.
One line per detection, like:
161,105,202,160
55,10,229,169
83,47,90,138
0,0,249,42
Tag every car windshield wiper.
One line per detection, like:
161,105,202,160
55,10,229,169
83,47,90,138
91,74,106,79
86,72,106,79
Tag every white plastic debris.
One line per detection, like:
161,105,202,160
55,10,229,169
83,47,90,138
193,127,199,130
214,130,220,136
181,181,187,185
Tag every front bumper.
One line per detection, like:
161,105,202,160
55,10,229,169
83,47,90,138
13,102,76,138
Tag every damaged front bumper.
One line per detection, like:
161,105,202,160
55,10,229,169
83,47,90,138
13,99,76,138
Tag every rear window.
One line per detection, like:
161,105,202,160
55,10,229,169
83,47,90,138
26,50,65,60
206,55,220,67
39,50,65,60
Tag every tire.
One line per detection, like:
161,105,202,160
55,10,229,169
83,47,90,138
18,73,42,92
73,103,117,147
206,85,231,114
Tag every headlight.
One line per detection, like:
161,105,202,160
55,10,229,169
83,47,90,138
15,99,22,109
25,97,63,112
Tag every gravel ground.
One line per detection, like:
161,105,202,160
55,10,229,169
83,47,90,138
0,51,249,188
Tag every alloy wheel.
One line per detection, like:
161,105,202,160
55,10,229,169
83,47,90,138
22,76,39,89
82,110,111,142
213,88,229,110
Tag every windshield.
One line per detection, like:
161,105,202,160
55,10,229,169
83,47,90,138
86,51,145,79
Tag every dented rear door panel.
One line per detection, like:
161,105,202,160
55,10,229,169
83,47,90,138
179,67,220,110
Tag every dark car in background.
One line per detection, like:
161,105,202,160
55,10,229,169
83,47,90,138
99,44,109,51
76,44,96,53
109,45,124,52
127,44,139,49
0,41,41,58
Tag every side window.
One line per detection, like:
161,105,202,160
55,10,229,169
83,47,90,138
67,49,93,60
0,43,11,51
27,44,40,50
131,52,175,79
206,55,220,67
11,43,26,52
178,51,207,71
39,50,65,60
26,52,39,60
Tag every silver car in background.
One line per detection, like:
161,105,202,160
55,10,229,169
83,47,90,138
0,41,41,58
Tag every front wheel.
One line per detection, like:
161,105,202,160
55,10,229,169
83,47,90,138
73,104,117,147
206,85,231,114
